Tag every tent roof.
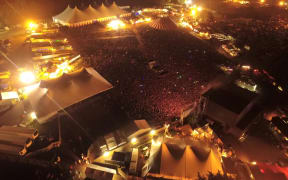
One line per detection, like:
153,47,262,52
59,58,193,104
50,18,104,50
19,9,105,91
98,3,114,17
65,7,89,24
148,140,223,179
53,7,88,25
109,2,127,16
84,5,102,20
53,3,128,25
53,6,73,22
149,17,178,31
27,68,113,121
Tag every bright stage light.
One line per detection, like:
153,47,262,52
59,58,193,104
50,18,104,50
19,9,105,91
260,0,265,3
279,1,284,6
103,151,109,157
191,10,196,16
197,6,203,11
26,21,38,30
30,112,37,120
145,18,151,22
152,139,161,146
131,137,137,144
150,130,156,136
107,20,126,30
19,71,36,84
185,0,192,5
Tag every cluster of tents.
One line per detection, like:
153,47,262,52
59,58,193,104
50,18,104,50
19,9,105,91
53,2,130,26
144,138,223,179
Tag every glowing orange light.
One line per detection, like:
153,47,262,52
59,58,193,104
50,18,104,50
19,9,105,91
103,151,109,157
19,71,36,84
191,10,196,16
197,6,203,11
131,137,137,144
107,20,126,30
26,21,38,30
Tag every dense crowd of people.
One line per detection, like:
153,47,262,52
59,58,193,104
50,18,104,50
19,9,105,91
62,23,224,129
43,11,288,173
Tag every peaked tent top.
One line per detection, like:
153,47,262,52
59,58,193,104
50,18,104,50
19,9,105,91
53,2,129,25
84,5,102,20
148,140,223,179
149,17,178,30
53,5,73,22
65,7,89,24
109,2,127,15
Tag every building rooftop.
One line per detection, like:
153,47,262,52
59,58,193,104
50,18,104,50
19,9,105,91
27,68,113,123
203,83,258,114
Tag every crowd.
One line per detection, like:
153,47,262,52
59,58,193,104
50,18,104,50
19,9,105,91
62,23,224,128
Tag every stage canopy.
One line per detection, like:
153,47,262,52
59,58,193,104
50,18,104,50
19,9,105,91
27,68,113,123
53,2,129,26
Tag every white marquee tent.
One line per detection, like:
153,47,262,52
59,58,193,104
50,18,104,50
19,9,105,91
53,2,129,26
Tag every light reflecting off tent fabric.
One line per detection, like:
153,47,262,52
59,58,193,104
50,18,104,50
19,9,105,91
149,17,178,30
148,142,223,179
53,3,128,26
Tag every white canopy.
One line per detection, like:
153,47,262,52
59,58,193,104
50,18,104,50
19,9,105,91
53,2,129,26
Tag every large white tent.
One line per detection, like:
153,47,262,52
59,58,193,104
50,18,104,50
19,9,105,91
109,2,127,16
53,2,130,26
53,6,73,22
84,5,101,20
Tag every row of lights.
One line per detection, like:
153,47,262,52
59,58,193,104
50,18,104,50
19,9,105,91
130,129,156,145
190,5,202,17
257,0,286,6
102,130,157,157
107,20,126,30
